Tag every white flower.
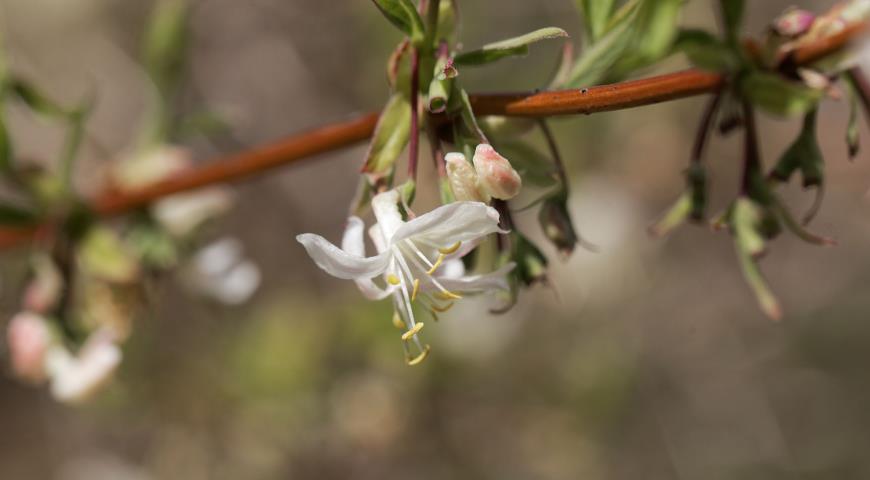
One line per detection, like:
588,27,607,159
185,237,261,305
46,329,122,404
297,189,513,365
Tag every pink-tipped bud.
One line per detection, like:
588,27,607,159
773,8,816,37
472,144,522,200
7,312,53,383
23,256,63,314
445,152,487,202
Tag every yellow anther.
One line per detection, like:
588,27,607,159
435,290,463,300
401,322,425,341
387,274,401,285
431,302,454,313
406,345,431,366
426,254,445,275
438,241,462,255
411,279,420,301
392,311,406,330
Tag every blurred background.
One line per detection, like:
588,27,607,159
2,0,870,478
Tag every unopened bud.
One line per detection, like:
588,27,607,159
23,256,63,314
7,312,53,383
472,144,522,200
539,197,579,257
445,152,486,202
773,8,815,37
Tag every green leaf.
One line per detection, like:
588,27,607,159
845,74,861,159
0,203,38,226
9,79,69,118
454,27,568,66
371,0,426,45
719,0,745,44
734,237,782,321
563,5,639,87
674,29,738,72
648,192,691,237
0,107,12,174
616,0,683,71
771,109,823,188
741,72,823,117
143,0,189,93
575,0,616,43
361,93,411,178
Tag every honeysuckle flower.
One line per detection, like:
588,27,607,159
472,144,522,200
185,237,261,305
297,189,513,365
152,189,233,237
46,328,122,404
7,312,53,383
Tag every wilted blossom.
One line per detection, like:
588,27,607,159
444,144,522,203
297,189,513,364
7,312,53,383
46,329,122,404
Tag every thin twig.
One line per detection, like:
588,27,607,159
0,22,865,249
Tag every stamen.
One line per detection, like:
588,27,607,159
392,311,406,329
387,274,401,286
428,310,439,322
438,241,461,255
435,290,463,300
411,279,420,301
431,301,454,313
401,322,425,341
406,344,431,366
426,254,445,275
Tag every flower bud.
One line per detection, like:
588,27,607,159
773,8,815,37
7,312,53,383
23,256,63,314
472,144,522,200
445,152,486,202
538,196,579,257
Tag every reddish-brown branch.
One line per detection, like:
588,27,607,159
0,21,866,249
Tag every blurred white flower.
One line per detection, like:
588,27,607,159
114,145,233,237
297,189,512,364
7,312,53,383
46,329,122,404
186,238,261,305
153,189,233,237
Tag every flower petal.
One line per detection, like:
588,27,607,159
297,233,390,280
392,201,505,246
341,217,367,257
434,263,515,294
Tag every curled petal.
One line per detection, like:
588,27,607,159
392,201,505,246
297,233,390,280
433,263,515,294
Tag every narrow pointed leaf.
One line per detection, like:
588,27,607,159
454,27,568,66
361,93,412,177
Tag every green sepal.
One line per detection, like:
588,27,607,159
361,93,412,180
741,72,823,117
